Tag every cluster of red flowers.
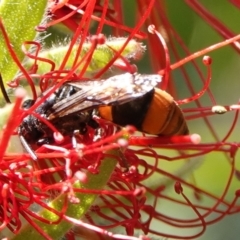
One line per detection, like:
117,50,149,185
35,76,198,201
1,1,240,239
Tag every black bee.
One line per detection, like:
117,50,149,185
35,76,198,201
18,72,188,160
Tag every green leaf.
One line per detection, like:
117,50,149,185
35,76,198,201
0,0,48,83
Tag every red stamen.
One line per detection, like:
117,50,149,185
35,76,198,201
0,88,26,161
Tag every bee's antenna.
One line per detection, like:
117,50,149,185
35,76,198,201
18,133,38,161
0,74,11,103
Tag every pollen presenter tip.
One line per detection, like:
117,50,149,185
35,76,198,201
191,134,201,144
15,87,26,99
53,132,64,144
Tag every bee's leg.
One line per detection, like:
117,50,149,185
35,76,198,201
37,137,52,145
88,118,104,142
72,130,79,149
92,128,103,142
71,121,89,149
118,148,130,172
72,129,87,150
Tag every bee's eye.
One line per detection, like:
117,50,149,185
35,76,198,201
22,99,35,109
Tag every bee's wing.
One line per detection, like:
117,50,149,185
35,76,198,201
48,73,161,119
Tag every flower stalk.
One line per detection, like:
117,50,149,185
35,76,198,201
24,37,145,76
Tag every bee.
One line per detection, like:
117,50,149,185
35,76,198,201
18,73,189,159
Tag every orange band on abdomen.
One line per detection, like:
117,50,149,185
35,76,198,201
98,106,113,121
141,88,173,134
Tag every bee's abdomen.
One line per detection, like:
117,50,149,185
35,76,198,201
141,88,189,135
98,88,189,136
